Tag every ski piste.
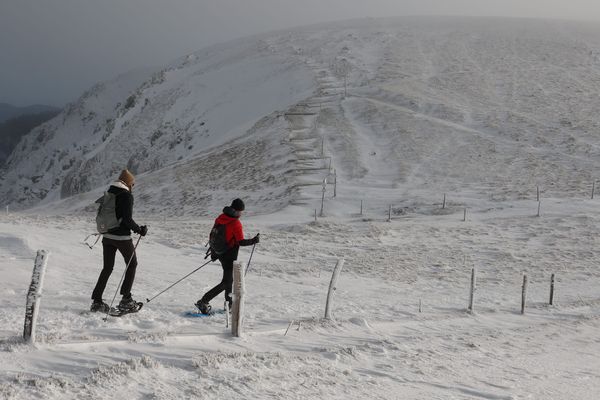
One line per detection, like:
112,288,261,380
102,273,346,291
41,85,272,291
108,302,144,317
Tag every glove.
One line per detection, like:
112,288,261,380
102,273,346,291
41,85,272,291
252,233,260,245
138,225,148,236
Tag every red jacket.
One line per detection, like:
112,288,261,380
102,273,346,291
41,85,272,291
215,212,244,249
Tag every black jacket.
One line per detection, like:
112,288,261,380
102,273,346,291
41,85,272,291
106,185,141,236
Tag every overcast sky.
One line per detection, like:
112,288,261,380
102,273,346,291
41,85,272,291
2,0,600,107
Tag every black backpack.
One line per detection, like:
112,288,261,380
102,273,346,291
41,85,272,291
208,223,228,259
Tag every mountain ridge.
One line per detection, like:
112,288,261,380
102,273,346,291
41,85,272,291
3,16,600,216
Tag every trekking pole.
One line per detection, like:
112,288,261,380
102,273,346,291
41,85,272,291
244,243,257,277
146,259,213,304
103,235,142,321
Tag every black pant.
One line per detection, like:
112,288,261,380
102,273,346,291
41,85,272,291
200,255,234,306
92,238,137,300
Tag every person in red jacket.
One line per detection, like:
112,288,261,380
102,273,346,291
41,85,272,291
195,198,259,314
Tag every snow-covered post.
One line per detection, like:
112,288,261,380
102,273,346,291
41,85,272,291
231,262,245,337
592,182,596,200
321,138,324,157
549,273,555,305
319,178,327,217
463,208,467,222
387,204,392,222
536,201,541,217
314,209,317,222
468,267,476,313
360,200,363,216
5,205,8,215
324,259,345,320
521,274,528,315
333,169,337,198
23,250,50,344
536,186,540,202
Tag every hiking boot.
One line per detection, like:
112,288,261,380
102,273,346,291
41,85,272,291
90,299,110,313
118,295,138,311
195,300,212,314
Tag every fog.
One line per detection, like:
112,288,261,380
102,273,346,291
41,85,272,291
2,0,600,107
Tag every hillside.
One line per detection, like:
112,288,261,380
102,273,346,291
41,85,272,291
3,17,600,215
2,17,600,399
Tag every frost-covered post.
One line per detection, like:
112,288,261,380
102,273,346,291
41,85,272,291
536,201,541,217
521,274,528,315
442,193,446,209
592,182,596,200
360,200,363,216
314,209,317,222
231,262,245,337
536,186,540,201
23,250,50,344
468,267,476,313
549,273,555,305
324,259,345,320
333,169,337,198
387,204,392,222
321,138,324,157
319,178,327,217
5,205,8,215
463,208,467,222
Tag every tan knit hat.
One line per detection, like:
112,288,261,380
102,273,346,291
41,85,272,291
118,169,135,188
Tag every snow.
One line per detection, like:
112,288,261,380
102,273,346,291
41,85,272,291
2,16,600,399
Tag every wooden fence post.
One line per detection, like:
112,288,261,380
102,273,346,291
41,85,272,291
549,273,555,305
442,193,446,209
324,259,345,320
536,186,540,202
521,274,528,315
320,178,327,217
536,201,541,217
463,208,467,222
592,182,595,200
24,250,50,344
333,169,337,198
468,267,476,313
231,262,245,337
360,200,363,215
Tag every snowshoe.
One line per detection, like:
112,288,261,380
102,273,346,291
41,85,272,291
90,300,110,313
107,296,143,317
194,300,212,315
118,296,139,311
109,301,143,317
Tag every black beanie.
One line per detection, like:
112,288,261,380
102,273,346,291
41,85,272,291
231,198,245,211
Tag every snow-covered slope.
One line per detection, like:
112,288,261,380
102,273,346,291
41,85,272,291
3,17,600,399
0,39,315,213
4,17,600,216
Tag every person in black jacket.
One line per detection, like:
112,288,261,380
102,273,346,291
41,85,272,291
91,169,148,312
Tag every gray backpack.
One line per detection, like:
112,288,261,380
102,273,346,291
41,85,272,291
95,192,122,233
